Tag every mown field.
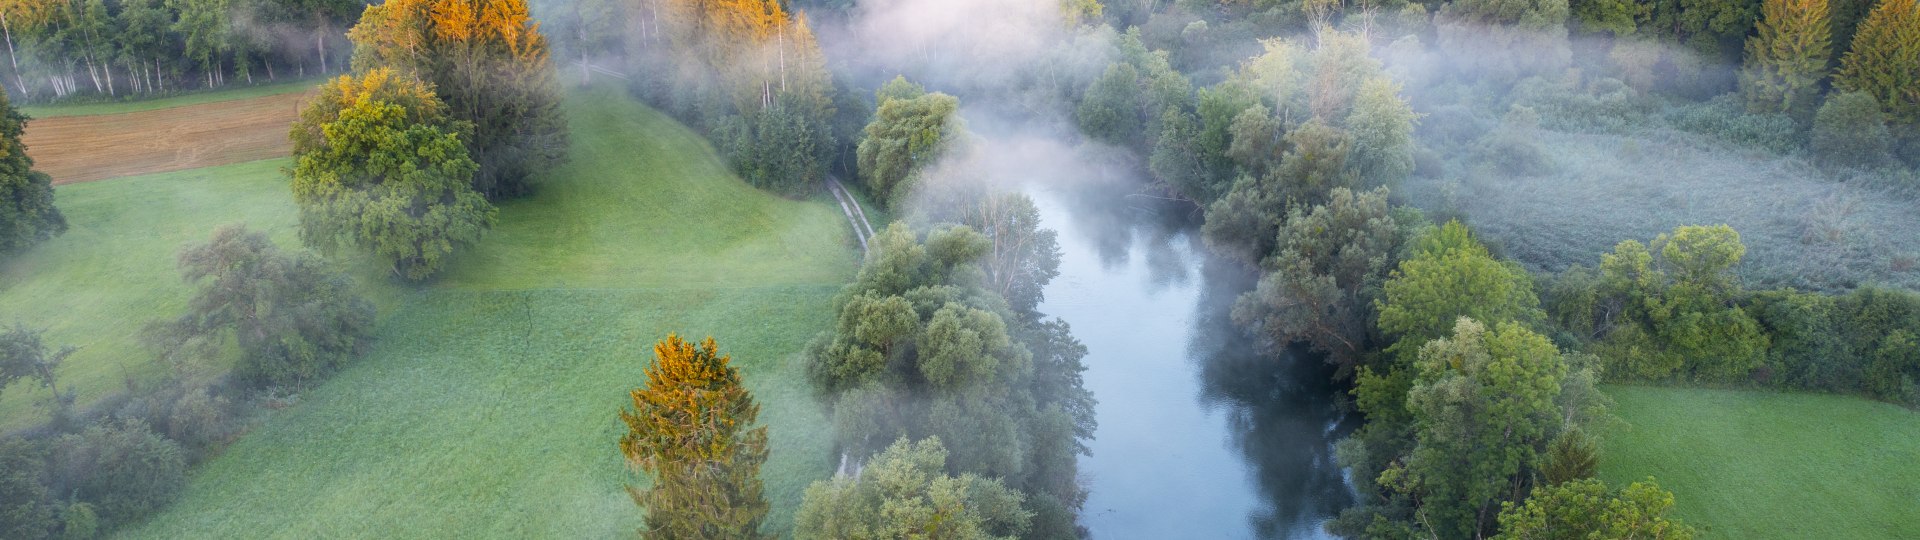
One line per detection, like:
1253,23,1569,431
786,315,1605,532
0,82,858,536
1601,385,1920,538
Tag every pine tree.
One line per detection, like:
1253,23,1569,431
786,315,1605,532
1741,0,1832,116
1835,0,1920,123
0,85,61,261
619,335,770,539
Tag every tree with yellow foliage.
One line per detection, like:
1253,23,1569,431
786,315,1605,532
618,335,770,539
1741,0,1832,116
348,0,567,199
1835,0,1920,124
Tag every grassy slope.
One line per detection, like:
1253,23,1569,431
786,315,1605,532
0,160,308,429
19,79,317,118
1601,385,1920,538
120,85,858,537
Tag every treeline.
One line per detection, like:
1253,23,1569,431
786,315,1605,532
0,0,368,101
0,226,377,539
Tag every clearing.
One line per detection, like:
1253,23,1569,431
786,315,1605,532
22,90,309,184
111,85,859,537
1601,385,1920,538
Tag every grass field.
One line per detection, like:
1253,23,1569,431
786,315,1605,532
18,79,316,119
113,85,858,537
0,159,304,430
1601,385,1920,538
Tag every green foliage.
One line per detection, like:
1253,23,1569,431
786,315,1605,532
729,93,833,197
1740,0,1832,116
619,335,770,539
1834,0,1920,124
0,324,73,419
1233,187,1406,372
793,437,1031,540
1493,478,1696,539
856,81,963,209
1810,90,1893,168
1436,0,1573,79
1384,318,1568,538
0,87,65,261
1377,221,1544,356
1077,62,1143,145
146,226,375,388
59,503,98,540
1541,427,1600,485
1590,226,1768,381
1636,0,1764,59
46,420,185,529
1347,79,1419,188
0,437,55,540
1751,286,1920,403
290,73,496,280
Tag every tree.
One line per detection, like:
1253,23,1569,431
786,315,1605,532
0,323,71,418
1233,187,1406,374
348,0,568,199
290,69,497,280
146,226,376,388
1436,0,1573,80
0,437,54,540
793,437,1031,540
45,420,185,529
1834,0,1920,124
618,335,770,539
1345,78,1418,189
1741,0,1832,116
1540,427,1599,485
1494,478,1697,539
0,85,61,260
1377,221,1544,356
855,80,963,208
1077,62,1141,145
1810,90,1893,167
1594,226,1768,381
1383,318,1568,538
168,0,231,88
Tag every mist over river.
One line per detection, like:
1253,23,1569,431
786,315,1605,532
1024,175,1359,539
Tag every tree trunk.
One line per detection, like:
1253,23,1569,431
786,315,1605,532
85,58,102,93
1,12,25,97
104,63,114,95
316,20,329,74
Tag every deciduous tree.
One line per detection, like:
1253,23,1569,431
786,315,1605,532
793,437,1031,540
0,85,60,261
1494,478,1697,539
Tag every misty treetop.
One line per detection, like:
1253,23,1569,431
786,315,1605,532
858,77,965,209
349,0,568,199
793,437,1032,540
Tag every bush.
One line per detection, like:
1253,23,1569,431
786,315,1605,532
45,421,186,529
1810,91,1892,169
0,437,55,540
1666,94,1801,154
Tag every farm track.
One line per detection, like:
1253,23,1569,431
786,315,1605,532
23,91,309,184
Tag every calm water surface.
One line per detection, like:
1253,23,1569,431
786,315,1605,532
1027,179,1356,539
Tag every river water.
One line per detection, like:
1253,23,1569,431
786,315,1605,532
1026,176,1357,539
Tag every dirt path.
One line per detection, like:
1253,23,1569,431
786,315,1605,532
23,91,310,184
825,175,877,253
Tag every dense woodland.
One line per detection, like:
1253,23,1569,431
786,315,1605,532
0,0,1914,538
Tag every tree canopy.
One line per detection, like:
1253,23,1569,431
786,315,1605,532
793,437,1031,540
618,334,770,539
0,85,62,261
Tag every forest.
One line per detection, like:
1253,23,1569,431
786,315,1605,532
0,0,1914,538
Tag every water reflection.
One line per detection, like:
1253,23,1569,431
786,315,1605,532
1031,175,1353,539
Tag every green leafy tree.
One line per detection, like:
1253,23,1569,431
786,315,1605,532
1834,0,1920,124
1383,318,1568,539
290,70,496,280
618,335,770,539
145,226,375,388
1346,78,1418,189
856,79,963,208
0,85,61,260
45,420,185,529
1233,187,1406,373
1077,62,1142,145
1377,221,1544,357
1595,225,1768,381
0,437,54,540
167,0,230,87
0,323,72,420
793,437,1031,540
1494,478,1697,539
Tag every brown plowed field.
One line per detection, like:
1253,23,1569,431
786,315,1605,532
23,91,310,184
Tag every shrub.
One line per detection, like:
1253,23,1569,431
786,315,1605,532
1811,91,1893,169
45,421,186,529
1666,94,1801,154
0,437,55,540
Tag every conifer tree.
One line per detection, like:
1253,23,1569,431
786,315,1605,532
619,335,770,539
1741,0,1832,116
1835,0,1920,123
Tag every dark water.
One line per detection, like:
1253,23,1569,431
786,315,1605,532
1028,177,1358,539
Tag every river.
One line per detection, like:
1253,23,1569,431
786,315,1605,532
1025,174,1358,539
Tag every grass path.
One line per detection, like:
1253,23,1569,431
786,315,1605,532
1601,385,1920,538
117,85,858,537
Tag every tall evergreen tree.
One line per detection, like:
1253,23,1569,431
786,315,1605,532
1835,0,1920,123
619,335,771,540
0,85,61,261
1742,0,1833,115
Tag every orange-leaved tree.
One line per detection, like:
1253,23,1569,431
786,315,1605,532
618,334,770,539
